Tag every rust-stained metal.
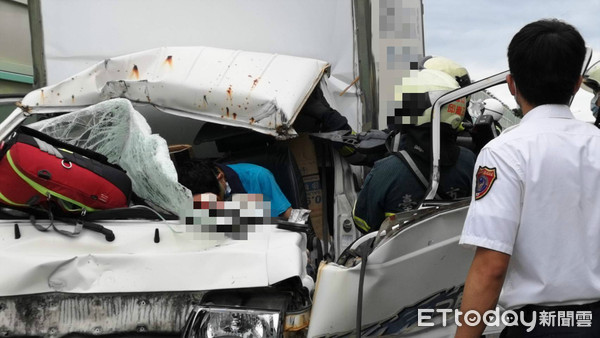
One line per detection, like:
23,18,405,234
233,113,237,120
251,77,261,90
14,46,331,139
226,85,233,101
164,55,173,68
226,107,230,117
15,102,32,114
249,117,255,124
131,65,140,79
0,292,204,337
71,95,75,103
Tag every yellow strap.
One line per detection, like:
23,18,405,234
0,191,29,207
352,200,371,233
6,150,96,212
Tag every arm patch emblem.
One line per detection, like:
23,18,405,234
475,166,497,200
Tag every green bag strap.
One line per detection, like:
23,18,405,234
6,150,96,212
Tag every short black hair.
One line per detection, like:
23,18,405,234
507,19,586,106
177,159,221,195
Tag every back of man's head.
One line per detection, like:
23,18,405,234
177,159,221,196
508,19,586,106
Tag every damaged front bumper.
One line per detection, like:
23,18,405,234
2,279,312,337
0,291,203,337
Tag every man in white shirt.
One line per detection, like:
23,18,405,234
456,19,600,337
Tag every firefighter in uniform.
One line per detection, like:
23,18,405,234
352,68,475,233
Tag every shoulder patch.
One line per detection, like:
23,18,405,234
475,166,497,200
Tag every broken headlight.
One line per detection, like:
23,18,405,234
182,279,311,337
182,306,282,337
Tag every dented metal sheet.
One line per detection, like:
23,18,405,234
18,46,330,138
0,220,308,296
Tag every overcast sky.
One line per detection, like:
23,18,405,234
423,0,600,121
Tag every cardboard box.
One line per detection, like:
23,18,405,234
288,135,318,176
289,135,324,239
303,174,324,239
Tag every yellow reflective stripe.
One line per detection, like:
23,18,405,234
6,150,96,212
352,200,370,233
353,215,370,233
0,191,28,207
384,212,396,217
339,145,356,157
58,199,84,212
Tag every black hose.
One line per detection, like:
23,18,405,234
81,220,115,242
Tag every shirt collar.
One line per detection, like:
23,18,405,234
521,104,574,124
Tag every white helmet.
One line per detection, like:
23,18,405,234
420,55,471,88
395,68,467,129
583,60,600,94
481,98,504,122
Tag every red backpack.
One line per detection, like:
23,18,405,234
0,126,132,214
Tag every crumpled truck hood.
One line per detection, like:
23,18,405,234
0,220,308,296
16,46,330,138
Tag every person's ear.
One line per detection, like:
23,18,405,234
216,172,224,181
506,74,516,95
573,76,583,94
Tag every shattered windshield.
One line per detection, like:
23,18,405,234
29,98,191,215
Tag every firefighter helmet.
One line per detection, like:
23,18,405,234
583,60,600,94
481,98,504,122
420,55,471,88
396,68,467,129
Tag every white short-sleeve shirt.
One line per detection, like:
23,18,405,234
460,104,600,310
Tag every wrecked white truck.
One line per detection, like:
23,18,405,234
0,46,332,337
0,48,525,338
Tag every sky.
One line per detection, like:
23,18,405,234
423,0,600,121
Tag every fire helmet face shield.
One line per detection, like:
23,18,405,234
583,61,600,94
481,98,504,122
393,69,467,129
